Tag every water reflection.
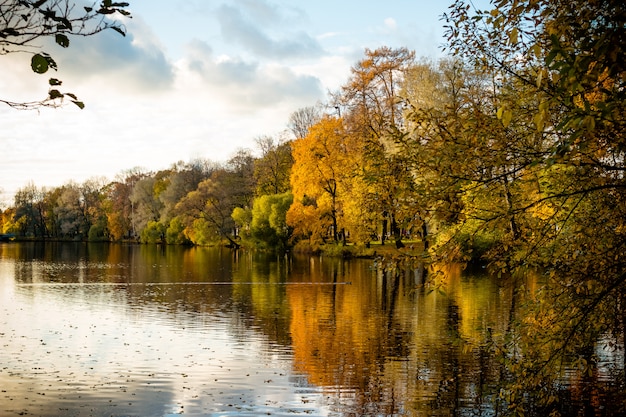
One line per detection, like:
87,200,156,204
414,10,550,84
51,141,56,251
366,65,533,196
0,242,623,416
285,261,512,416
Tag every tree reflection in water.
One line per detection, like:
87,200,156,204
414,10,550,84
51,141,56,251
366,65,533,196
286,258,624,416
1,243,624,416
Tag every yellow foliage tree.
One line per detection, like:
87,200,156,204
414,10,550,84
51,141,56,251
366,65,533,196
287,116,362,245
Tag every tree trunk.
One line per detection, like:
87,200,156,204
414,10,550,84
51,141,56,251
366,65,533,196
502,175,520,240
381,211,388,245
392,213,404,248
421,220,429,251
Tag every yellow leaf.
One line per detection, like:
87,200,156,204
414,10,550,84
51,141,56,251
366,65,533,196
533,112,545,131
502,109,513,128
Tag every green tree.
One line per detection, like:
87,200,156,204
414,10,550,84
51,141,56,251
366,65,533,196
140,220,165,244
0,0,130,109
175,177,236,247
165,215,190,244
247,192,293,250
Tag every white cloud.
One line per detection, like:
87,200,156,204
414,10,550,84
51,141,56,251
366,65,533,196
183,39,323,110
215,1,324,59
384,18,398,31
54,16,176,93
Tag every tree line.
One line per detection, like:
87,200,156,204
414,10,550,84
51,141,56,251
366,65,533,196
0,46,422,252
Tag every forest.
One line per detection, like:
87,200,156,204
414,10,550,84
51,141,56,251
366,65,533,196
1,0,625,414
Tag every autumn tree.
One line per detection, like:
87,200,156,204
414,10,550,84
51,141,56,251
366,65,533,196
399,58,524,259
175,176,237,247
12,182,48,237
252,136,293,196
225,148,256,209
175,152,254,248
158,160,213,222
101,168,145,240
420,0,626,413
339,46,417,247
49,178,106,239
53,183,83,237
0,0,131,109
130,175,164,240
0,207,18,235
287,116,360,245
81,177,108,240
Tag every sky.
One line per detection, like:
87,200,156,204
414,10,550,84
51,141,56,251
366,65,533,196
0,0,489,206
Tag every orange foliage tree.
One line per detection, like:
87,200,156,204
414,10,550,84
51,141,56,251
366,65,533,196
287,116,362,245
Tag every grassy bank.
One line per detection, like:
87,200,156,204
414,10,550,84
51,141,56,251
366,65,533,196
292,240,426,259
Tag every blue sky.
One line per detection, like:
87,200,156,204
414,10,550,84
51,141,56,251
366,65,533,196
0,0,490,205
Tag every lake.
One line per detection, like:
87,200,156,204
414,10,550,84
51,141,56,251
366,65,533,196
0,242,622,416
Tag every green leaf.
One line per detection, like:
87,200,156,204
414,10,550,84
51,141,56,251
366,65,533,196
84,6,93,12
40,9,56,20
48,89,63,99
55,33,70,48
72,101,85,110
46,54,58,71
31,53,48,74
48,78,62,86
110,26,126,36
0,28,20,38
60,17,72,30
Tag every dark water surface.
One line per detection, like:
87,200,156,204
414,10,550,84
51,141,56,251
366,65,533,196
0,242,621,416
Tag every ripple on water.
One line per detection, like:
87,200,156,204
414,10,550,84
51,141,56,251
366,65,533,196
1,279,334,417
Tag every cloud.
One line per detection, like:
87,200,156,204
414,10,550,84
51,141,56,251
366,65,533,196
215,1,324,59
384,18,398,31
51,16,176,93
183,39,323,110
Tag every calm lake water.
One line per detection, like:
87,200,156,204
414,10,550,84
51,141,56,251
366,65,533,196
0,242,622,416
